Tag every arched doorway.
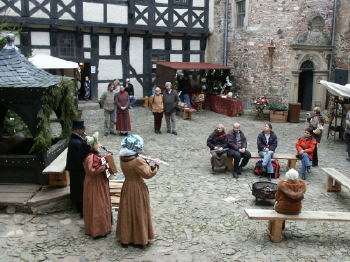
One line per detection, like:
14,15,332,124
298,60,314,110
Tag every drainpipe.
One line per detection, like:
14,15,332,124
223,0,229,66
328,0,337,81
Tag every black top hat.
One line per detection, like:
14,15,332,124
72,118,85,130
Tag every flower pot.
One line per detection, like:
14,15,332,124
269,110,288,123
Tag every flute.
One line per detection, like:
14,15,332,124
139,154,169,166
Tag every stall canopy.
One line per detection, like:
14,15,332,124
29,54,79,69
320,80,350,98
155,62,233,88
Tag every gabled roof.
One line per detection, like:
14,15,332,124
156,62,233,70
29,54,79,69
0,34,60,88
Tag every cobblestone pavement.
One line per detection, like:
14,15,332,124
1,107,350,262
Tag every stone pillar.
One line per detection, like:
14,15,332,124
313,70,328,109
289,71,301,103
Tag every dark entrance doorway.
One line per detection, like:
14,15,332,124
298,60,314,111
78,62,91,100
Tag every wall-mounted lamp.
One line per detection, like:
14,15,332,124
267,40,276,68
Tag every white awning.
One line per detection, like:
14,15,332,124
29,54,79,69
320,80,350,98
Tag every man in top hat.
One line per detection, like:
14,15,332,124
66,118,89,217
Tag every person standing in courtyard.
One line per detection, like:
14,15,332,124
66,119,89,217
99,83,117,136
257,123,278,177
149,87,164,134
163,82,179,135
83,76,91,100
125,78,137,108
296,127,317,180
116,135,159,247
83,132,112,238
227,123,251,178
115,85,131,136
307,106,324,167
345,110,350,162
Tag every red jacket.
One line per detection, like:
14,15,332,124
296,136,317,159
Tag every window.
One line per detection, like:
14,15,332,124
151,53,167,73
236,0,245,28
174,0,188,6
58,33,76,58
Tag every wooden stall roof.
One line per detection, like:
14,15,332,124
156,62,233,70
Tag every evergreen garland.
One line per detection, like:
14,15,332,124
30,79,77,153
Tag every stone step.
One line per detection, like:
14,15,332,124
78,101,100,110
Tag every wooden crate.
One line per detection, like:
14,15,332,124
48,170,70,187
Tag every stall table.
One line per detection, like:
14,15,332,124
205,94,243,117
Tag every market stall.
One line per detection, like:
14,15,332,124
320,80,350,140
155,62,242,116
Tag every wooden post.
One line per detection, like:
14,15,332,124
183,109,192,120
226,157,234,171
267,220,284,243
288,159,297,169
143,97,149,108
326,176,342,192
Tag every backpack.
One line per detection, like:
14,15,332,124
271,159,280,179
254,160,264,176
254,159,280,179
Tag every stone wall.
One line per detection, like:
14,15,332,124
334,0,350,70
208,0,335,108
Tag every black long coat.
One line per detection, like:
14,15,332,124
66,133,89,202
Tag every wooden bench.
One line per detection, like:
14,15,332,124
245,208,350,243
226,152,298,171
42,148,69,187
322,168,350,192
138,97,149,108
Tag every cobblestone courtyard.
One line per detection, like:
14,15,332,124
1,107,350,262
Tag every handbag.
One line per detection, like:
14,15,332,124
313,123,324,135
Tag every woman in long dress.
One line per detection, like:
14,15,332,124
116,134,159,247
83,132,112,238
115,85,131,136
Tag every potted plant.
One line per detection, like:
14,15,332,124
269,103,288,123
252,96,269,119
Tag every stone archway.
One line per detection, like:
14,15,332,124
290,52,329,110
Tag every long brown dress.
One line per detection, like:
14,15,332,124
115,91,131,132
83,153,112,237
274,180,307,215
116,156,158,245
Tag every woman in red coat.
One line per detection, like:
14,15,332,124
115,86,131,136
295,128,317,180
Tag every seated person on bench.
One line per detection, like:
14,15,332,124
296,128,317,180
257,123,278,177
227,123,251,178
274,168,307,215
207,124,228,173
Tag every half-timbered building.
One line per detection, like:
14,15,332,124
0,0,211,100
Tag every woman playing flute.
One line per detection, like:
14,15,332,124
116,134,159,247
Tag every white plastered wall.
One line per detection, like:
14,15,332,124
31,32,50,46
83,2,104,22
99,35,110,56
107,4,128,24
